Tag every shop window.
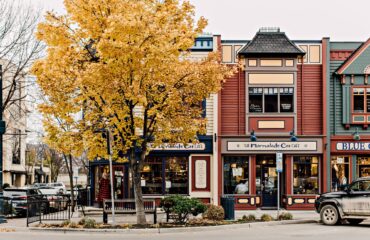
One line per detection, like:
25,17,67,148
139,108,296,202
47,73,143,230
331,156,349,191
223,156,249,195
353,88,365,112
165,157,188,194
249,87,294,113
141,156,188,195
293,156,319,194
357,157,370,177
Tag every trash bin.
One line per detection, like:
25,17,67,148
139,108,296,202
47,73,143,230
221,196,235,220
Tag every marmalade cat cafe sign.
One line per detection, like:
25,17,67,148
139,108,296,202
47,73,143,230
227,141,317,151
148,143,206,151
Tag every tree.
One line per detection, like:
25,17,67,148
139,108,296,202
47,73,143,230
32,0,236,224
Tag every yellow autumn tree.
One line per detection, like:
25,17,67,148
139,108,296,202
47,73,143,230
32,0,236,224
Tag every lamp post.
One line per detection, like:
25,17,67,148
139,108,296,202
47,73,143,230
0,65,7,223
95,128,115,224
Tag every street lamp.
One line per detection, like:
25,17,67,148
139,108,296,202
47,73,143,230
353,128,360,141
250,130,257,142
290,130,298,142
0,65,7,223
94,128,115,224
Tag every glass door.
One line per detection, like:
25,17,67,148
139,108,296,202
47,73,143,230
257,156,277,208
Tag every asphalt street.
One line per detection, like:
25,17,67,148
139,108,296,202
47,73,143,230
1,222,370,240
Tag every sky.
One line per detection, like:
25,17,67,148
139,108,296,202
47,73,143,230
30,0,370,41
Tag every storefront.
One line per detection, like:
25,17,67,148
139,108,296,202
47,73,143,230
220,138,323,210
89,136,214,206
330,138,370,193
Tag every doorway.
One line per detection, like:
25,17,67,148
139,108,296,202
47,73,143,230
256,155,278,208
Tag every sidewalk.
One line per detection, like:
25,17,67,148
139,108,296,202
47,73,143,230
0,208,319,230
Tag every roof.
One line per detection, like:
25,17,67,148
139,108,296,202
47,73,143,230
238,29,305,57
336,38,370,75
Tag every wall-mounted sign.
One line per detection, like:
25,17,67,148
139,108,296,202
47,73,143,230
227,141,317,151
148,143,206,151
336,142,370,151
195,160,207,189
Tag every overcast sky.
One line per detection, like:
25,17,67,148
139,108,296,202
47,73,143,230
31,0,370,41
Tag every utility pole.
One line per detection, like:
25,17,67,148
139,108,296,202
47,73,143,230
0,65,7,223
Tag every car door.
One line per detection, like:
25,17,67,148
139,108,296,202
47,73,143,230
345,180,370,215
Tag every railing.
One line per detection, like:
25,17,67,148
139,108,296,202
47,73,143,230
27,194,72,226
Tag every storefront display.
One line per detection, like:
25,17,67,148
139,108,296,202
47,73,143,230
331,156,349,191
223,156,249,195
293,156,319,194
357,157,370,177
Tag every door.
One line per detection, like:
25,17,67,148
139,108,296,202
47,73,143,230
257,156,278,208
113,166,125,199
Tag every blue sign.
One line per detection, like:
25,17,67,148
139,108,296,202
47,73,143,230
276,152,283,173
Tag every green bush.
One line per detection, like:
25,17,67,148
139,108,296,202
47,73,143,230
82,218,96,228
278,212,293,220
68,222,78,228
203,204,224,221
160,195,207,224
61,220,71,226
78,218,86,225
260,214,273,222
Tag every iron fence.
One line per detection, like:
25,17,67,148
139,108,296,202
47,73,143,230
27,194,72,226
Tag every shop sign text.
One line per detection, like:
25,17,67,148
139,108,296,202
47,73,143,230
336,142,370,151
148,143,206,151
228,141,317,151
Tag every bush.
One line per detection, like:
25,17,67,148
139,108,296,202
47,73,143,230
278,212,293,220
160,195,207,224
61,220,71,226
82,218,96,228
203,204,224,221
260,214,273,222
78,218,86,225
244,214,256,221
68,222,78,228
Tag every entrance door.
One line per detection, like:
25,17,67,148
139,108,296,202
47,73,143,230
257,156,278,208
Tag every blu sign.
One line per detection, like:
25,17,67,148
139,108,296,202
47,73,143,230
336,142,370,151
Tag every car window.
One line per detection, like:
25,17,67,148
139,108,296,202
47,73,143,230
29,189,39,195
350,180,370,191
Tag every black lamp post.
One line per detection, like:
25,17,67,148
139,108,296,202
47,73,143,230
250,130,257,142
0,65,7,223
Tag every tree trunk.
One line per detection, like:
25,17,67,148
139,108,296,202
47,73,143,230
130,149,147,225
64,154,75,212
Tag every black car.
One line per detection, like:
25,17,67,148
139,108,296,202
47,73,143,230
315,177,370,225
3,188,49,217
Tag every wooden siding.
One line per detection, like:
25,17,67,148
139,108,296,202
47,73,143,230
329,61,344,134
330,50,353,61
206,94,215,135
221,70,246,135
297,65,323,135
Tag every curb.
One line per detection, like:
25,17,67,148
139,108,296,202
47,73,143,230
27,219,318,234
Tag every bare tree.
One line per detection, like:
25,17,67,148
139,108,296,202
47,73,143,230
0,0,44,120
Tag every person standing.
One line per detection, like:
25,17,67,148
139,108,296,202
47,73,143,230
97,172,111,208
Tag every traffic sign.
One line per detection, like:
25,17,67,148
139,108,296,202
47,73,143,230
276,152,283,173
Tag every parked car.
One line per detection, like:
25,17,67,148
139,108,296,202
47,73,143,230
48,182,66,194
38,187,69,211
32,183,48,188
315,177,370,225
2,187,49,217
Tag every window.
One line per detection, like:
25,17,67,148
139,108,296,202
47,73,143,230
248,59,257,67
331,156,349,191
309,45,321,63
249,87,294,113
350,180,370,192
12,129,21,164
353,88,365,112
293,156,319,194
141,156,188,195
260,59,282,67
234,45,243,62
285,59,294,67
357,157,370,178
298,45,308,63
223,156,249,195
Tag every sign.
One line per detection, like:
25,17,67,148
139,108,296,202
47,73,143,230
195,160,207,189
73,167,79,178
228,141,317,151
336,142,370,151
276,152,283,173
148,143,206,151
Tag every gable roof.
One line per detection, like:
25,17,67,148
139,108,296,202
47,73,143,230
336,38,370,75
238,30,305,57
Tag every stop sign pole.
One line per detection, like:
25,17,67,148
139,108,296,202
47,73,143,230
276,152,283,220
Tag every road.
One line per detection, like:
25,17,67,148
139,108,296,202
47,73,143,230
1,222,370,240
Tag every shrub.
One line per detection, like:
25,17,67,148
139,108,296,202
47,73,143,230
160,195,207,224
246,214,256,221
203,204,224,221
82,218,96,228
61,220,71,226
260,214,273,222
78,218,86,225
68,222,78,228
278,212,293,220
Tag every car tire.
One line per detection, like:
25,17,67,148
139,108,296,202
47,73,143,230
347,219,364,225
320,205,340,225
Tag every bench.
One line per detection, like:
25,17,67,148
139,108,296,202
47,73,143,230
103,199,157,224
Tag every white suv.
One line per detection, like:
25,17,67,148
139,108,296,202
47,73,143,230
48,182,66,194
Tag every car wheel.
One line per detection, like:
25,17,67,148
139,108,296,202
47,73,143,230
320,205,339,225
347,219,364,225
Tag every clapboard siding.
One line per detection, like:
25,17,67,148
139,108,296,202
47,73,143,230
297,65,323,135
221,71,245,135
329,61,344,135
206,94,215,135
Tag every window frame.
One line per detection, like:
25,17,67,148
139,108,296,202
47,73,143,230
248,87,294,113
292,156,320,195
222,156,250,196
351,86,370,123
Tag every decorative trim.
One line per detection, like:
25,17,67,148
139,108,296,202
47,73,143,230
337,39,370,74
191,156,211,192
351,75,354,85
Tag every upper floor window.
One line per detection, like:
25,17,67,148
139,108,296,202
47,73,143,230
353,87,370,113
297,44,321,64
249,87,294,113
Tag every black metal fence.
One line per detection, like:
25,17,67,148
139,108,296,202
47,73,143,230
27,194,72,226
0,196,15,217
